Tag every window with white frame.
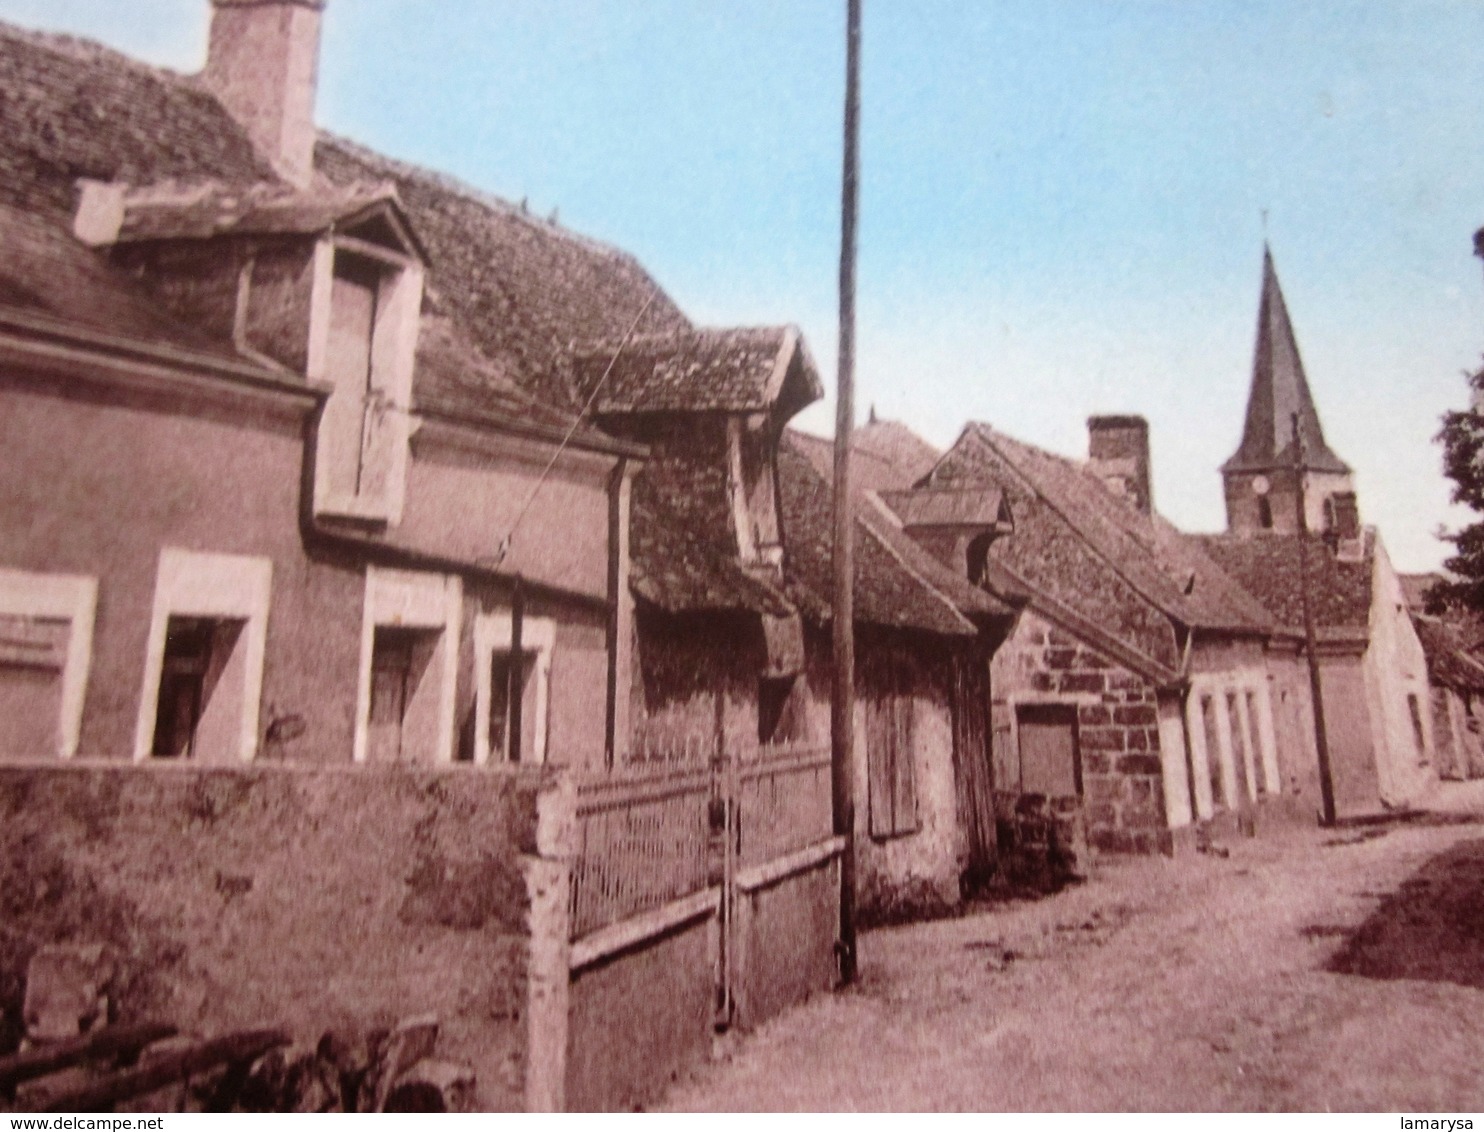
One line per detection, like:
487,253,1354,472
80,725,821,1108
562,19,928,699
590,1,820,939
355,567,460,764
310,230,423,525
134,549,271,763
473,612,553,764
0,568,97,759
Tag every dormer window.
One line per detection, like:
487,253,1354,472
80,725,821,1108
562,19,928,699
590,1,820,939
309,217,425,525
729,415,784,569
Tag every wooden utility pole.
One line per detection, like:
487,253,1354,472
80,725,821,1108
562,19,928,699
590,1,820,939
831,0,862,986
1292,412,1337,827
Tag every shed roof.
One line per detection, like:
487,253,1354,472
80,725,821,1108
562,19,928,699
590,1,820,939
879,487,1011,530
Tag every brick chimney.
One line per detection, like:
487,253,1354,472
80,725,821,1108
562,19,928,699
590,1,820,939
203,0,324,187
1088,414,1154,515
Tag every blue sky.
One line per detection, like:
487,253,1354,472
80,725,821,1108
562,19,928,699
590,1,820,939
5,0,1482,570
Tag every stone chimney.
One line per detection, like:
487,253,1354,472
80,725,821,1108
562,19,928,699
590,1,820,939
1088,414,1154,515
203,0,324,187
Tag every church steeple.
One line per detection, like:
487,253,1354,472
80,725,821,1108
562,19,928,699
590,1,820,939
1222,247,1356,536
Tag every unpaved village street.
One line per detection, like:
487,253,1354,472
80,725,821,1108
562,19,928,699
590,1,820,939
660,792,1484,1111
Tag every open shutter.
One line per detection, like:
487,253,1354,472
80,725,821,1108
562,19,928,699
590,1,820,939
891,660,918,833
867,687,894,838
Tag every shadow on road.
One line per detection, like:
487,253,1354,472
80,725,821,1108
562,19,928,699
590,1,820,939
1325,837,1484,989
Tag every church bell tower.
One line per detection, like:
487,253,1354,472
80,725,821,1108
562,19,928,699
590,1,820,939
1221,247,1357,538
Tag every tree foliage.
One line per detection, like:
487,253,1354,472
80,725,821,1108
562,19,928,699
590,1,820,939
1431,364,1484,613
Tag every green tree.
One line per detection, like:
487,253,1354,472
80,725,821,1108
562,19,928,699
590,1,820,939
1432,364,1484,613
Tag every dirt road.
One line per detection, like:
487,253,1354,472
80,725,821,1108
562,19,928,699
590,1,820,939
658,806,1484,1111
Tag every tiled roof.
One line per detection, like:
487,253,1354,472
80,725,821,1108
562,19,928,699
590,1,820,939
0,21,685,440
924,424,1272,670
0,200,242,359
315,134,689,417
777,437,981,636
1412,615,1484,694
410,313,593,436
1399,572,1443,614
629,425,1011,634
784,430,1015,628
113,179,413,248
1193,533,1373,636
629,452,792,617
853,418,942,487
0,24,276,223
880,487,1009,529
926,426,1182,668
569,326,822,417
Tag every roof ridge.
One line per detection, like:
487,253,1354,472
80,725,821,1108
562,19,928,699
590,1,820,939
315,130,666,276
968,425,1206,626
571,324,790,355
0,20,199,88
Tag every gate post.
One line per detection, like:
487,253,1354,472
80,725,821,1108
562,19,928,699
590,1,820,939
523,770,575,1112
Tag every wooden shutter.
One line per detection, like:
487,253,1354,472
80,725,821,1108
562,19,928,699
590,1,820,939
323,265,378,499
950,653,998,873
867,652,919,837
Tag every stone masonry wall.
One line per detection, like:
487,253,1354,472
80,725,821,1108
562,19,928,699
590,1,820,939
0,762,557,1111
991,611,1170,857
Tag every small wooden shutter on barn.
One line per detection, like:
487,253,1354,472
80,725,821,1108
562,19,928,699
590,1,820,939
867,654,919,838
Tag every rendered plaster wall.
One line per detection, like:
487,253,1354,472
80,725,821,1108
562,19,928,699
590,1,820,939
566,916,716,1113
2,374,619,768
1363,542,1436,807
0,375,364,762
851,640,966,915
989,610,1169,855
0,763,553,1111
404,432,615,602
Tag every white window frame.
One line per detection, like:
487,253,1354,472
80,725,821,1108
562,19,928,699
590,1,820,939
473,612,555,765
132,548,272,762
354,566,461,764
0,567,98,758
307,236,424,526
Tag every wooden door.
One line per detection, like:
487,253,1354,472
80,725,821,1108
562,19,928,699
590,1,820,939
1016,703,1081,798
865,651,917,838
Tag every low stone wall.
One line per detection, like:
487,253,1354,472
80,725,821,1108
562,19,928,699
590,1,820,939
0,761,563,1111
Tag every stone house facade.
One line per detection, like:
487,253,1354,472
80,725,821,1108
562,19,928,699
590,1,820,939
900,417,1281,857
